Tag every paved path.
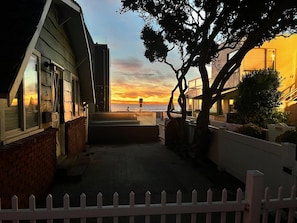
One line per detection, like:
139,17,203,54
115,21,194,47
41,141,244,208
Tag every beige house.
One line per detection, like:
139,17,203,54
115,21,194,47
187,34,297,124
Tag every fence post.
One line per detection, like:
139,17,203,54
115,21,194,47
243,170,264,223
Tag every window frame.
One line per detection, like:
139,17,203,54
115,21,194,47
243,48,276,72
3,51,42,144
52,64,64,124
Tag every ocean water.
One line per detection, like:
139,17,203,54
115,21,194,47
111,103,170,112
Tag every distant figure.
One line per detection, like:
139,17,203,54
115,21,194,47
127,106,130,112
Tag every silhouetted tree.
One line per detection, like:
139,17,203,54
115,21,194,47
120,0,297,160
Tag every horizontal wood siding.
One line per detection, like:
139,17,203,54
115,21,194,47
37,8,76,72
36,7,82,124
40,71,52,113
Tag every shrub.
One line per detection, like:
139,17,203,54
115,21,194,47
236,123,266,140
234,69,282,128
268,110,289,125
275,130,297,144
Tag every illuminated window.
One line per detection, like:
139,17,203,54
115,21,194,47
266,49,276,70
4,54,40,132
227,50,238,61
243,48,276,71
227,50,239,72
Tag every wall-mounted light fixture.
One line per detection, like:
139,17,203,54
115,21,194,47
44,61,55,72
229,98,234,105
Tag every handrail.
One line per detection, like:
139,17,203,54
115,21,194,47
281,88,297,102
280,82,297,102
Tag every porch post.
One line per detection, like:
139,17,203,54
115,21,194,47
243,170,264,223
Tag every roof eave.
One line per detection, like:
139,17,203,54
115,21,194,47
58,0,96,104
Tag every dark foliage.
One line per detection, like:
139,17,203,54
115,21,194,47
234,69,282,127
275,130,297,144
236,123,266,140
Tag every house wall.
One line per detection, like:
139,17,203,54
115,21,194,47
0,128,57,209
37,6,83,118
37,8,77,75
259,35,297,93
212,47,241,89
285,102,297,125
36,6,86,155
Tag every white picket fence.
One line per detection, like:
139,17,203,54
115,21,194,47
0,170,297,223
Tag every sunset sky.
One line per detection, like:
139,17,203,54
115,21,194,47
76,0,199,105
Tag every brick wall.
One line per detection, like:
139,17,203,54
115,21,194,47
65,117,86,155
0,128,57,208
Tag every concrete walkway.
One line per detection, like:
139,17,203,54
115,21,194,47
42,141,245,208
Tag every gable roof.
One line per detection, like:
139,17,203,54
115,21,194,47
3,0,95,105
2,0,48,101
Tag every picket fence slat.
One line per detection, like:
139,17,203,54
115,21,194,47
263,187,297,210
206,189,212,223
275,187,284,223
234,188,243,223
262,187,270,223
221,189,228,223
160,190,166,223
191,190,197,223
287,186,297,223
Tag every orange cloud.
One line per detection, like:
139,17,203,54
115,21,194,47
110,57,177,104
111,82,171,104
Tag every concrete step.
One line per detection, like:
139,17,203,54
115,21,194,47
90,112,137,121
90,119,140,125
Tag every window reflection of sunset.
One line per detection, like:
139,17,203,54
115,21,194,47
11,98,18,106
24,94,38,107
24,63,38,108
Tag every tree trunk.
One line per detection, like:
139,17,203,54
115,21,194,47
191,92,213,161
